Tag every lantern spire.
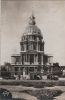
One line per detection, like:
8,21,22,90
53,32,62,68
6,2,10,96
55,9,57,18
29,13,36,25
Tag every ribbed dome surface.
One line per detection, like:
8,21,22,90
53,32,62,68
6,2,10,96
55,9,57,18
23,14,43,37
24,25,41,35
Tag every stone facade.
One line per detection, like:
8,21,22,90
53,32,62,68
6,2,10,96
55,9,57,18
11,15,53,79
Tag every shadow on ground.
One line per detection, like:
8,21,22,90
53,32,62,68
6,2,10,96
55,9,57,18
12,98,26,100
0,98,26,100
13,97,54,100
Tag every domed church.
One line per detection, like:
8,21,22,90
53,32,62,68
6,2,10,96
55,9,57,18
11,14,53,79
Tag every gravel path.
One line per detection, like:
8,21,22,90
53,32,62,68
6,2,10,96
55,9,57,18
0,85,65,100
12,92,37,100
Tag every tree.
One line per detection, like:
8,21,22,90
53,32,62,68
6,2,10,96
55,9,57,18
43,65,48,72
1,66,7,77
53,62,62,76
4,62,11,71
1,63,11,78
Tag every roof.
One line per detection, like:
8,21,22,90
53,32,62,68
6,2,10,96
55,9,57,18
11,54,20,57
22,14,43,37
44,54,53,57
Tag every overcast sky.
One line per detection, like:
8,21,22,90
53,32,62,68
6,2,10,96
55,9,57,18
1,0,65,65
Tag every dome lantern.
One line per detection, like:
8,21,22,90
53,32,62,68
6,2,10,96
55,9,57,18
29,14,36,25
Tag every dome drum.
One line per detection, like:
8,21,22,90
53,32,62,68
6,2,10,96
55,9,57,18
21,34,43,43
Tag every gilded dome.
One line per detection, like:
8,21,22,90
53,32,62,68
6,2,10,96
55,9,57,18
23,14,43,37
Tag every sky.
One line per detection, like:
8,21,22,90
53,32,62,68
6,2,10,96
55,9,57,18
1,0,65,65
